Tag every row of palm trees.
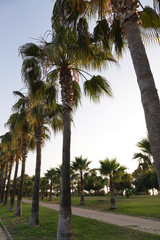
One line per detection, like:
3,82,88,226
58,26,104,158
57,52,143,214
1,0,160,239
0,0,114,236
0,154,130,208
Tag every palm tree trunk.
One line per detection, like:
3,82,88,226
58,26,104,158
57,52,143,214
29,126,43,227
41,190,44,200
49,180,53,201
122,14,160,188
3,157,13,205
80,171,84,205
15,139,28,216
110,175,116,209
0,163,5,203
57,65,74,240
0,162,8,203
9,158,19,211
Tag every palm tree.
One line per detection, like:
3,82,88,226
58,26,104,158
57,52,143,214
23,175,34,198
20,56,63,227
99,158,126,209
45,168,57,201
3,155,14,205
53,0,160,191
20,20,114,238
84,169,106,195
72,155,91,205
0,159,6,203
100,0,160,189
5,113,22,211
8,152,20,211
0,132,15,206
40,177,49,199
54,165,62,196
133,137,153,171
0,160,8,204
11,92,34,217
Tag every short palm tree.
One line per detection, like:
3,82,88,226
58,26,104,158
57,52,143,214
99,158,126,209
40,177,49,199
45,168,57,201
133,137,153,171
72,155,91,205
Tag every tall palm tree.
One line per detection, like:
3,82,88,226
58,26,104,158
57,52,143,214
111,1,160,189
53,0,160,191
0,160,8,204
3,155,14,205
72,155,91,205
99,158,126,209
0,159,6,203
0,132,15,206
20,56,63,227
8,156,20,211
20,22,114,239
11,92,34,217
5,114,22,211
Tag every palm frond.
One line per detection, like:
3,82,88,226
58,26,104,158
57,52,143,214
22,58,41,85
93,19,110,50
19,43,43,59
84,75,113,102
72,80,81,109
140,6,160,43
110,18,126,57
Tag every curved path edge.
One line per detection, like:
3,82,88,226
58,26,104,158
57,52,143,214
23,199,160,236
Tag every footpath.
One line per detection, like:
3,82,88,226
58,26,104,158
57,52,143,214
0,227,8,240
23,199,160,236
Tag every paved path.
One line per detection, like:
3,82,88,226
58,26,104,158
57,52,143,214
0,227,9,240
23,199,160,236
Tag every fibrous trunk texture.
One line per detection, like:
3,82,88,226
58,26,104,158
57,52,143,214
57,65,74,240
49,180,53,201
3,157,13,205
0,163,5,203
80,171,84,205
0,162,8,203
110,175,116,209
15,138,28,216
9,158,19,211
29,124,43,227
124,16,160,189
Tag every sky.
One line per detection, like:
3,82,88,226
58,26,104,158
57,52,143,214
1,0,160,178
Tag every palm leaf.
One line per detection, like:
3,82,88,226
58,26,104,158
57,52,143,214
72,80,81,109
93,19,110,50
84,75,112,102
19,43,43,59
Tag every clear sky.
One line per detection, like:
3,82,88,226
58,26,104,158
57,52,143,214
1,0,160,177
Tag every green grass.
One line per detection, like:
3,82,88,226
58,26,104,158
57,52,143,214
40,195,160,219
0,202,160,240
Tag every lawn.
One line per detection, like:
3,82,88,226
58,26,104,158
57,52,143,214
0,201,160,240
41,194,160,219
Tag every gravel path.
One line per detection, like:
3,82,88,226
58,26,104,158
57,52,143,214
23,199,160,236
